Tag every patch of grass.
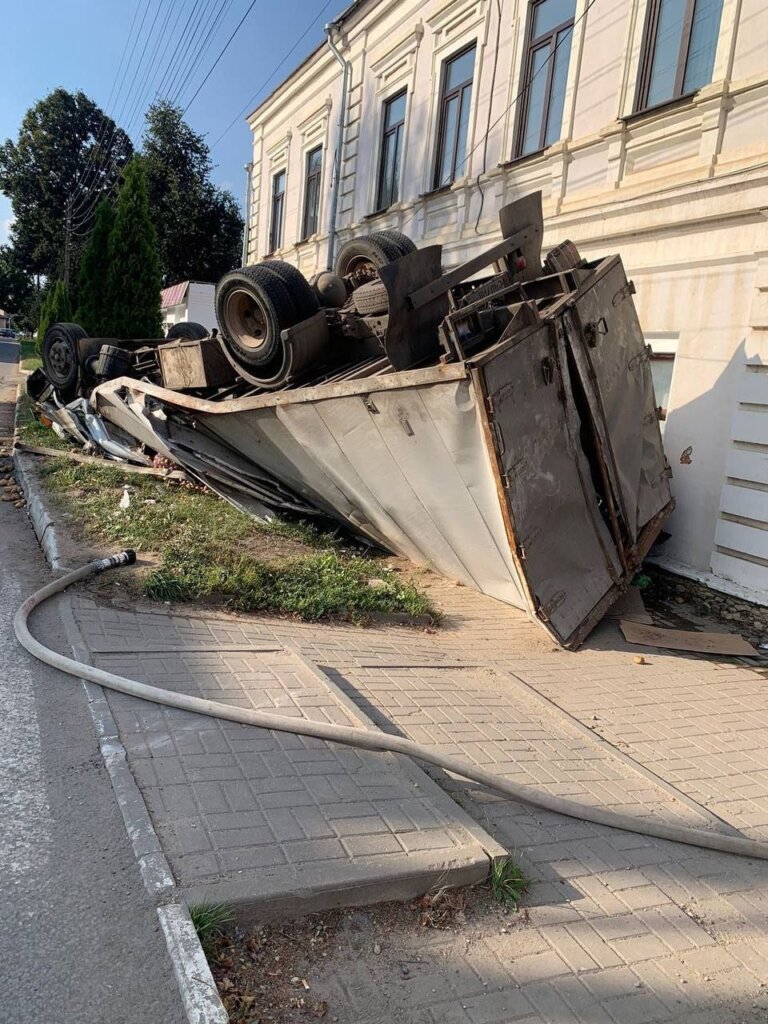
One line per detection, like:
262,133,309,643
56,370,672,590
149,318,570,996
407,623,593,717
19,337,42,372
15,393,73,450
488,857,529,909
32,455,439,625
189,901,233,958
145,546,438,623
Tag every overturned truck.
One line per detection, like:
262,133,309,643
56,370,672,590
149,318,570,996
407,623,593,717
29,192,673,648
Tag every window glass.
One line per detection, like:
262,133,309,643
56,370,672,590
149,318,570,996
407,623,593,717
646,0,687,107
385,91,407,131
446,47,476,91
683,0,724,92
437,95,459,186
544,26,573,146
532,0,576,40
520,46,550,155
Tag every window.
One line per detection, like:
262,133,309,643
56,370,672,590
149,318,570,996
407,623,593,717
269,169,286,253
516,0,576,158
376,90,407,211
434,44,476,189
301,147,322,239
635,0,724,112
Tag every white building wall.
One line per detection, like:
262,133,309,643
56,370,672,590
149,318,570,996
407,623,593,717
185,283,216,331
246,0,768,602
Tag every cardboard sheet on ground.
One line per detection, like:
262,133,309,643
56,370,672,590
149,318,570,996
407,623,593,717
620,620,758,656
607,588,653,624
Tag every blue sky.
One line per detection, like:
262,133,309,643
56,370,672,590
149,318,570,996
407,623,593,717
0,0,337,244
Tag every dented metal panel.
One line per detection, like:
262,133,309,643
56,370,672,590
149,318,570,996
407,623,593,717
565,257,672,540
477,322,622,645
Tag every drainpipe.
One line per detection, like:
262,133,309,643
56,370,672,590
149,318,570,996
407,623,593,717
325,22,351,271
241,162,254,266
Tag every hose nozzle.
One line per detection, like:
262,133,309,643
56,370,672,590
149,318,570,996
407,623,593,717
92,550,136,574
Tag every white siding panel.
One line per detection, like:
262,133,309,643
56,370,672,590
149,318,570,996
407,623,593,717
714,519,768,561
719,483,768,523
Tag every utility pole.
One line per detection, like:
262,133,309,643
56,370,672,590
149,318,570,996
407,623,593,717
63,194,73,288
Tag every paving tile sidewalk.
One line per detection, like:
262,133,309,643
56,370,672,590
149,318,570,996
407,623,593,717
62,596,501,916
63,575,768,1023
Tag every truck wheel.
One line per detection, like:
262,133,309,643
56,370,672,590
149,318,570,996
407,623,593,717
370,229,416,259
334,235,402,281
166,321,208,340
215,265,297,369
41,322,88,402
261,260,319,322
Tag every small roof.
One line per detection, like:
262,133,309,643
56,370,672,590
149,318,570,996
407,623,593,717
160,281,189,309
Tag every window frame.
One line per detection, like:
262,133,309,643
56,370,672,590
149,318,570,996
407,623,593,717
433,42,477,190
633,0,713,113
514,0,576,159
375,88,407,212
301,146,323,241
269,169,286,254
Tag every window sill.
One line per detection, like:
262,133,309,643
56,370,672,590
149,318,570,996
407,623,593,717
498,147,546,171
418,183,453,200
363,205,394,221
624,92,697,125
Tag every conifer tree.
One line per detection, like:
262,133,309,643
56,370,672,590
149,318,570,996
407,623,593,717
36,279,72,353
104,158,161,338
75,199,115,335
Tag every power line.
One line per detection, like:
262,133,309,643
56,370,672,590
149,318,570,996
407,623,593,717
181,0,264,114
172,0,238,110
166,0,231,108
152,0,209,102
210,0,334,150
69,0,146,210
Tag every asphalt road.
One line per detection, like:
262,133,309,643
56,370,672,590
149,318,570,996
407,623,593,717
0,340,187,1024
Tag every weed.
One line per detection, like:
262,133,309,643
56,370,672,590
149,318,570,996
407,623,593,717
145,547,438,623
189,901,234,958
488,857,529,909
16,393,72,450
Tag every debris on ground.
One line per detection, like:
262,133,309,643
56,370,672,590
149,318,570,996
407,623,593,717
208,884,527,1024
620,619,759,656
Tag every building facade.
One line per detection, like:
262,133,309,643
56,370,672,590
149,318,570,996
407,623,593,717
245,0,768,603
160,280,216,335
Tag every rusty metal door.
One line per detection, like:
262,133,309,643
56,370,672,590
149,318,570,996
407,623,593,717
481,323,622,646
565,258,672,541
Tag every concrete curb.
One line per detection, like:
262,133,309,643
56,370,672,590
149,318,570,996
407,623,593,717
14,388,229,1024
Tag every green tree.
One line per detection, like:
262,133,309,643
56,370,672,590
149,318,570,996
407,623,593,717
0,89,132,281
142,101,242,285
36,279,72,352
105,158,161,338
0,245,33,316
75,199,115,335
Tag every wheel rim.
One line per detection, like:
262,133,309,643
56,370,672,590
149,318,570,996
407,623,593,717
343,255,381,284
47,336,75,384
224,288,270,352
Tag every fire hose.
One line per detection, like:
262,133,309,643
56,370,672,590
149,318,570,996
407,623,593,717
14,552,768,862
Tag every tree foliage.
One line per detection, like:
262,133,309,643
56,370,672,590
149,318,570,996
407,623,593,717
104,158,162,338
37,279,72,352
0,88,133,280
142,101,242,285
75,199,115,335
0,245,33,315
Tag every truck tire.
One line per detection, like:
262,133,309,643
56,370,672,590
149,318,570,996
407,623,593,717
166,321,208,340
216,265,297,369
41,322,89,402
261,261,319,322
352,280,389,315
334,234,402,280
370,229,416,259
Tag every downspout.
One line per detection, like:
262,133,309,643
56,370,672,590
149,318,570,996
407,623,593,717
241,162,253,266
325,22,351,271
